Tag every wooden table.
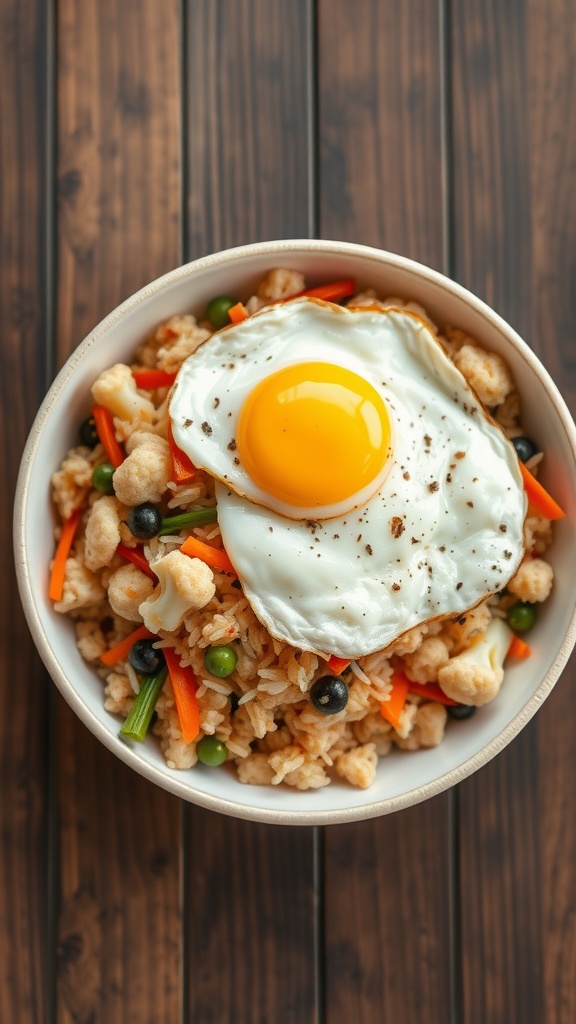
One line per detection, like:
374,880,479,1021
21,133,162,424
3,2,575,1021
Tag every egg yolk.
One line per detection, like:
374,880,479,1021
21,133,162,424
236,361,392,510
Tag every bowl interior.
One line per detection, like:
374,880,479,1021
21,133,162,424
15,240,576,824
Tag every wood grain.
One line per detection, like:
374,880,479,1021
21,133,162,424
451,1,576,1021
184,5,318,1022
0,0,51,1020
317,4,453,1022
55,2,183,1021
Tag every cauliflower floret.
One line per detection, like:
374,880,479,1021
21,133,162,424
257,268,306,302
394,701,448,750
441,602,492,654
335,743,378,789
91,363,155,423
403,636,451,683
107,564,155,622
524,515,553,555
139,551,215,633
51,447,97,520
53,556,106,613
112,433,172,506
75,619,107,662
438,618,512,706
453,344,513,407
155,320,211,374
84,495,126,571
507,557,553,603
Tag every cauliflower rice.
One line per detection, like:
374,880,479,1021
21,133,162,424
50,269,557,790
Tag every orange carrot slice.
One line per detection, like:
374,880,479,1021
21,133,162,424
132,368,177,389
300,279,356,302
164,647,200,743
326,655,352,675
380,670,410,730
180,535,236,575
48,507,83,601
100,624,156,667
507,634,532,659
228,302,249,324
167,421,197,484
92,404,125,468
519,461,565,520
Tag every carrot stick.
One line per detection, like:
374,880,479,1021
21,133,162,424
116,542,157,581
167,421,197,484
49,507,83,601
228,301,249,324
180,535,237,575
92,404,125,468
132,368,177,389
507,634,532,659
164,647,200,743
406,680,459,706
300,278,356,303
326,655,352,675
519,461,565,520
380,670,410,730
100,624,156,667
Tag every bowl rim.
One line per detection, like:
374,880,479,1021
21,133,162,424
14,238,576,825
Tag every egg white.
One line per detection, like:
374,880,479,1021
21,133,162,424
170,300,526,658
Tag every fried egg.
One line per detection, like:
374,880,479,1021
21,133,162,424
169,299,526,658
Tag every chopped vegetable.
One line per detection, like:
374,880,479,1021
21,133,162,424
325,655,351,675
405,680,459,706
180,535,236,575
507,634,532,659
310,675,349,715
48,507,83,601
299,278,356,303
197,735,228,766
506,601,537,633
79,415,99,449
116,542,157,581
380,670,410,730
163,647,200,743
159,507,218,535
132,368,177,389
120,665,168,742
204,644,238,679
129,638,165,675
91,462,115,494
127,503,163,539
167,421,197,484
92,404,125,468
519,461,565,520
100,625,156,667
227,301,249,324
206,295,237,330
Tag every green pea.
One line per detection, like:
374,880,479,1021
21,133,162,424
204,644,238,678
206,295,237,330
92,462,115,494
197,735,228,767
506,601,537,633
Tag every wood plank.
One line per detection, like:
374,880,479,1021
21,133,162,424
317,4,453,1022
184,4,318,1022
55,2,183,1022
0,0,51,1020
451,2,576,1021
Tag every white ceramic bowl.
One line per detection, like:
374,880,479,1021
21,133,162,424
14,240,576,825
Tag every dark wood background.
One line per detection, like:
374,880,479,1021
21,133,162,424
2,1,575,1021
